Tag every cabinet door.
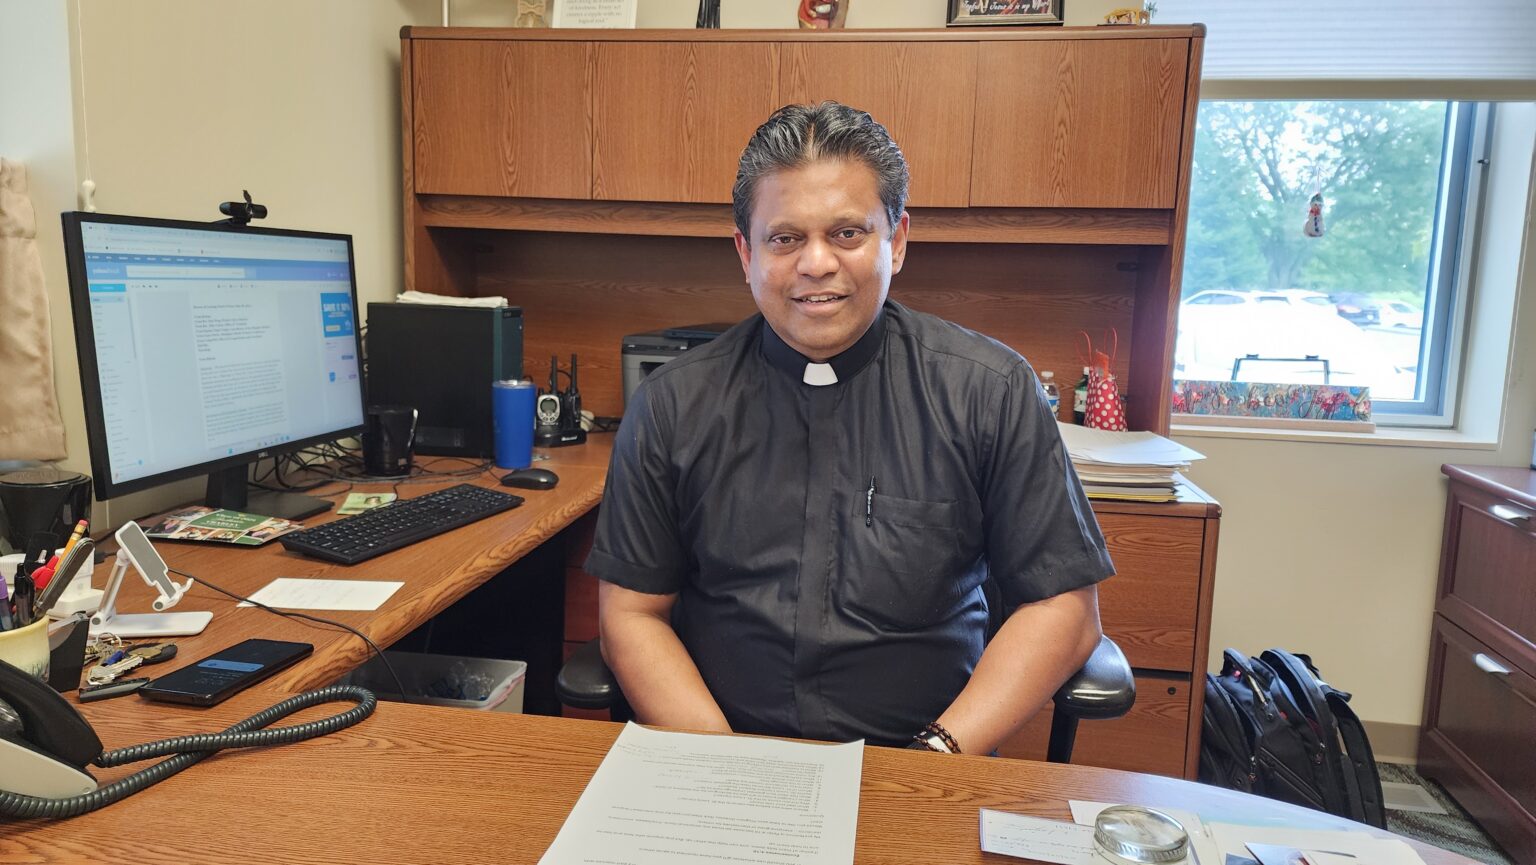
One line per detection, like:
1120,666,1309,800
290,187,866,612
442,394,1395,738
412,40,593,199
781,42,978,208
592,43,780,204
971,39,1189,208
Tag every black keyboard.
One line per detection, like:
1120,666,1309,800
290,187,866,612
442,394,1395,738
280,484,525,564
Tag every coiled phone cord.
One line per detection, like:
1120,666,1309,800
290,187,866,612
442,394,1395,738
0,685,376,820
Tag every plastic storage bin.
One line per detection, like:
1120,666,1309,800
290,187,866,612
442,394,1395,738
338,651,526,713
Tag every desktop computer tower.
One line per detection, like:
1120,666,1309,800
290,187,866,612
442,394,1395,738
365,303,523,457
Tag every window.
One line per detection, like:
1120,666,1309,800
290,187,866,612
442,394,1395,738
1173,100,1486,423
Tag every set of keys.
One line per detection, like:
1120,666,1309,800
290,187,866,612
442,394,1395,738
79,635,179,702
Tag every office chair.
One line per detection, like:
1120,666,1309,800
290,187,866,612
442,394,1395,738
557,629,1135,763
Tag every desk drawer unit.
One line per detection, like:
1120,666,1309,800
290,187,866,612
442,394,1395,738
1420,464,1536,864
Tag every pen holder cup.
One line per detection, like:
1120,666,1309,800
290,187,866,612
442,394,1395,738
0,618,50,681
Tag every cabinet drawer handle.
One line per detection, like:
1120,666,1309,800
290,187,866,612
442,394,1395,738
1474,653,1511,676
1490,503,1532,525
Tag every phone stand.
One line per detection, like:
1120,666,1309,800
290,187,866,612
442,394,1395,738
89,523,211,638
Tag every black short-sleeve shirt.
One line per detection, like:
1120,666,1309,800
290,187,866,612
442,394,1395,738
586,301,1114,746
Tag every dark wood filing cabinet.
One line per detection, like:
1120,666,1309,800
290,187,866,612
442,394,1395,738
1419,464,1536,864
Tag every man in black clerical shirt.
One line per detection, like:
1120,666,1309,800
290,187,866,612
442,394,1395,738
585,102,1114,755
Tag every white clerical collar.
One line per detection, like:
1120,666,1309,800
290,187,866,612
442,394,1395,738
802,362,838,386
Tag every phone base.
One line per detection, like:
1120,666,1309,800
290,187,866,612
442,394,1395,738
0,738,98,799
88,611,212,639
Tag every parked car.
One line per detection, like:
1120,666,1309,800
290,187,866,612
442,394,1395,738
1183,289,1335,314
1174,303,1402,388
1329,292,1382,326
1378,300,1424,329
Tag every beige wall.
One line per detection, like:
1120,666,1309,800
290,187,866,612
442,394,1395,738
11,0,1531,737
0,0,76,472
1178,108,1536,738
14,0,438,524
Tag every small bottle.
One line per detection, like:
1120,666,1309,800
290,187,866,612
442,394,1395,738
1073,366,1091,425
1039,370,1061,418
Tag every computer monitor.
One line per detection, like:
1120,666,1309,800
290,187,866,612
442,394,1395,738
61,212,366,520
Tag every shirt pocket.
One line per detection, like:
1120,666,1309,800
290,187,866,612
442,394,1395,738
838,490,974,632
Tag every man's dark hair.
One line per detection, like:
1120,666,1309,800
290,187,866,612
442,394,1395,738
732,101,910,242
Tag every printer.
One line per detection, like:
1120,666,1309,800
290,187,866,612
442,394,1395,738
621,323,732,409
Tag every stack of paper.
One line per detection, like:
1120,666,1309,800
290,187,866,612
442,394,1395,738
1056,422,1206,503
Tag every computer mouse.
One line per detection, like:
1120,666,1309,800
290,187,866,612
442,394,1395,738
500,468,559,490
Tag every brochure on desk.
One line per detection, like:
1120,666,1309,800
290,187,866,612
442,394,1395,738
139,507,301,546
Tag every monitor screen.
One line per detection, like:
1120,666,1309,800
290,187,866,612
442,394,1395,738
63,213,365,505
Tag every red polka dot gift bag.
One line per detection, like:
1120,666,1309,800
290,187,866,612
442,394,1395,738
1079,330,1127,431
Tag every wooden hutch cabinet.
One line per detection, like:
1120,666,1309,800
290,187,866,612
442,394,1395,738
400,25,1219,779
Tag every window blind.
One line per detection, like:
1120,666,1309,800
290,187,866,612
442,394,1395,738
1156,1,1536,95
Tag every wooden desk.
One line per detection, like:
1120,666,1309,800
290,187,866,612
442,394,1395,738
0,695,1474,865
91,441,610,694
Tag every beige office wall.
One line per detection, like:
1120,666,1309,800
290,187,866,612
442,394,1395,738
0,0,79,474
1178,108,1536,741
38,0,440,524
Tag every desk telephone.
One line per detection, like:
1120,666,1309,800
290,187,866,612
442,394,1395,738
0,657,376,820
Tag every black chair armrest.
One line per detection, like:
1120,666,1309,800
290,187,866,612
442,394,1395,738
556,637,621,711
1052,634,1136,720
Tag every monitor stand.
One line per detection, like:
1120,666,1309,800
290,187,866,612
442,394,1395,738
205,464,333,521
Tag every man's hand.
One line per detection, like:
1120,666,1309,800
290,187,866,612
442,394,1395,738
932,585,1102,756
598,581,732,733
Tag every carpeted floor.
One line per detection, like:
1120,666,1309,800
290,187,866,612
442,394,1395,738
1378,762,1513,864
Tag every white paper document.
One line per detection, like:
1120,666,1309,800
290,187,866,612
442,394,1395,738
539,723,863,865
1056,421,1207,467
237,578,403,611
1208,823,1426,865
979,809,1098,864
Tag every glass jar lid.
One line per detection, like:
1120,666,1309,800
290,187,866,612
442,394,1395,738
1093,805,1190,864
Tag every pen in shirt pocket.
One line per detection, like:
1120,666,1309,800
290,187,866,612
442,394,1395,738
866,476,876,527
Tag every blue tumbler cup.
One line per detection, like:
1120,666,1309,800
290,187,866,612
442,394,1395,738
492,379,536,470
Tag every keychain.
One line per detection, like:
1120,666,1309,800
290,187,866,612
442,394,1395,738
87,653,144,686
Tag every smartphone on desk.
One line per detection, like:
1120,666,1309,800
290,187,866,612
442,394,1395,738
140,639,313,706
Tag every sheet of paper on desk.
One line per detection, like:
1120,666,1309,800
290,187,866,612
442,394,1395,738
1207,823,1425,865
978,809,1097,864
237,578,404,611
1056,421,1206,466
539,722,862,865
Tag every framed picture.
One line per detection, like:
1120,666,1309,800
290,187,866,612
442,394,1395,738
947,0,1065,27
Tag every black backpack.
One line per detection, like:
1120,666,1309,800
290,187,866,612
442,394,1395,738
1199,648,1385,828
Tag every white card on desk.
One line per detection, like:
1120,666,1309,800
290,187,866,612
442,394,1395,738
238,578,404,611
979,809,1097,864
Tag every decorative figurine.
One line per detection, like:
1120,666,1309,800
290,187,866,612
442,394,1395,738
696,0,721,28
516,0,548,28
1304,192,1326,238
798,0,849,29
1104,2,1153,25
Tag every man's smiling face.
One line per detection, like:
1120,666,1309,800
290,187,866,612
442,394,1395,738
734,158,909,362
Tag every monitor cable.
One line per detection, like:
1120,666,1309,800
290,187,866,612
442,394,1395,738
167,566,411,703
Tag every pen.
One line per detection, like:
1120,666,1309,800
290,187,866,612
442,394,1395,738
12,575,35,627
866,476,876,527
